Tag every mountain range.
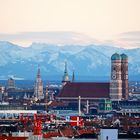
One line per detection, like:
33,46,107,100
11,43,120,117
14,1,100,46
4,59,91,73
0,41,140,81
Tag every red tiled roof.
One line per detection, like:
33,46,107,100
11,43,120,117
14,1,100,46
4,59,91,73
58,82,110,98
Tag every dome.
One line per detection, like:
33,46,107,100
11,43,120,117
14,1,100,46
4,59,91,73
111,53,121,60
120,53,128,60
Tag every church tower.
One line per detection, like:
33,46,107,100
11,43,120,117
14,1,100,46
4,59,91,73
34,65,44,100
121,54,128,99
62,62,70,86
110,53,122,100
72,70,75,82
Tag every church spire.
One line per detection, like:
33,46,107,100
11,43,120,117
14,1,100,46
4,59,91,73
34,65,44,100
72,70,75,82
62,61,70,86
64,61,68,74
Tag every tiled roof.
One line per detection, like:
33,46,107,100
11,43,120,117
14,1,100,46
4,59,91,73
58,82,110,98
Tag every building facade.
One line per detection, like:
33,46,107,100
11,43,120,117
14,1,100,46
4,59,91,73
99,99,112,112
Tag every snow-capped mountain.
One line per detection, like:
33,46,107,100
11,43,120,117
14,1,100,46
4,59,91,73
0,41,139,81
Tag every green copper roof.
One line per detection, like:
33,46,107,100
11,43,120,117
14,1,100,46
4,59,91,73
120,53,128,60
111,53,121,60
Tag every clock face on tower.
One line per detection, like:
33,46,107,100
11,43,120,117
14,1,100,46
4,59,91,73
112,69,117,80
112,65,118,80
112,73,117,79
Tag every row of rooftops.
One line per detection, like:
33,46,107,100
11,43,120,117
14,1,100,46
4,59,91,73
111,53,128,60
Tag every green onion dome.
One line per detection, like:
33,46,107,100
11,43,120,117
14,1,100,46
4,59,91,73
120,53,128,60
111,53,121,60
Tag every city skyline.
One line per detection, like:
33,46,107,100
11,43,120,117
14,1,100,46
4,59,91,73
0,0,140,48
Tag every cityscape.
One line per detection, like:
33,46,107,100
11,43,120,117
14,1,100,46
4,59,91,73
0,0,140,140
0,52,139,139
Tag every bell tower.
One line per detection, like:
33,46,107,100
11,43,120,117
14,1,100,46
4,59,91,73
110,53,122,100
34,65,44,100
121,54,128,99
62,62,70,86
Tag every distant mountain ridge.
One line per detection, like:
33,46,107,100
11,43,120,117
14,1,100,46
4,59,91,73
0,41,139,81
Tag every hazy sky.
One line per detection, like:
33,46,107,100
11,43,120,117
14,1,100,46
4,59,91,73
0,0,140,48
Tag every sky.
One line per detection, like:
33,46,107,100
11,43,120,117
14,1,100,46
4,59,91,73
0,0,140,48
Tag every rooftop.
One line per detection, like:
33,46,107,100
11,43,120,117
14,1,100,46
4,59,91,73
58,82,110,98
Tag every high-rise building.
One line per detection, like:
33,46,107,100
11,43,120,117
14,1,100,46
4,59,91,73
7,78,15,89
110,53,128,100
62,62,70,86
34,66,44,100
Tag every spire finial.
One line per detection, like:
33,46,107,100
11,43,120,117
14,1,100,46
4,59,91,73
37,64,41,78
64,61,68,74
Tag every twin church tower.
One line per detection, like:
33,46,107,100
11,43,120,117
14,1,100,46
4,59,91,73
110,53,128,100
